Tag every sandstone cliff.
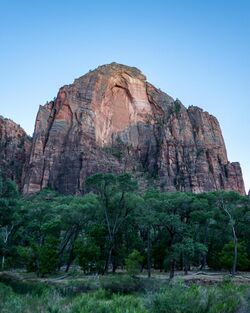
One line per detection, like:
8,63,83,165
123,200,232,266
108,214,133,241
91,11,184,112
22,63,245,195
0,116,31,188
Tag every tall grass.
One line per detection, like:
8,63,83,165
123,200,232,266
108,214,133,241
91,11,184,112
0,278,249,313
149,281,250,313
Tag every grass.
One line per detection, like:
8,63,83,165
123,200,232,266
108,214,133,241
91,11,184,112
150,281,250,313
0,274,250,313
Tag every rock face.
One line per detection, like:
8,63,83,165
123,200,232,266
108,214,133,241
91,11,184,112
0,116,31,188
22,63,245,195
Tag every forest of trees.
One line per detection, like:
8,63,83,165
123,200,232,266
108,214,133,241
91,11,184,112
0,172,250,278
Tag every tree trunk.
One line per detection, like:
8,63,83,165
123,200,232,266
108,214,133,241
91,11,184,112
1,225,14,271
184,255,188,275
65,230,78,273
180,251,183,271
169,259,175,279
112,257,117,273
1,255,5,271
232,227,238,276
65,247,74,272
202,223,208,269
104,245,113,273
147,229,151,278
58,230,74,270
223,206,238,276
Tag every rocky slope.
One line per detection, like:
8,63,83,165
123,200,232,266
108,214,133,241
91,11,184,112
22,63,245,195
0,116,31,188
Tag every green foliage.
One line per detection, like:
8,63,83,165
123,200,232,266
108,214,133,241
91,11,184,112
151,283,206,313
219,241,249,271
0,282,66,313
86,173,139,273
0,273,48,295
71,290,147,313
150,282,249,313
173,99,181,114
0,280,249,313
100,275,141,293
0,173,20,270
76,239,104,273
125,250,144,276
38,237,60,276
103,146,123,159
0,172,250,278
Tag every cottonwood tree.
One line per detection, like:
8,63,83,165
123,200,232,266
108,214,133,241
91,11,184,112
139,189,162,278
18,189,62,276
58,193,100,272
86,173,138,273
0,176,19,270
216,191,245,275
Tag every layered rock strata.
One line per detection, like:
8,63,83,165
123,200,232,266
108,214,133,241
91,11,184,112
19,63,245,195
0,116,31,188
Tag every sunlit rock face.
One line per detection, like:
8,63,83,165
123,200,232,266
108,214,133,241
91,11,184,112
22,63,245,195
0,116,31,188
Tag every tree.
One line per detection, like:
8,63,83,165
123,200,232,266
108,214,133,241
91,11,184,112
16,190,60,275
216,192,243,275
87,173,138,273
1,171,249,277
140,189,162,278
76,239,102,274
75,224,107,274
159,193,192,278
0,175,19,270
220,241,249,271
58,193,100,272
190,194,215,269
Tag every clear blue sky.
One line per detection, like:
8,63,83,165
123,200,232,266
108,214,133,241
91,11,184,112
0,0,249,192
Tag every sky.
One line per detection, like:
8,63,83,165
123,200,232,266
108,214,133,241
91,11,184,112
0,0,249,192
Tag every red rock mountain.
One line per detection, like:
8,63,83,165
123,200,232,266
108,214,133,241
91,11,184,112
19,63,245,195
0,63,244,195
0,116,31,187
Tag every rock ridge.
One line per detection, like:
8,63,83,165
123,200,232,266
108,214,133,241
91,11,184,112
2,63,246,195
0,116,31,188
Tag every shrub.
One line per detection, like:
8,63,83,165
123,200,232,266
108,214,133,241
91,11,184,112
219,241,249,271
100,275,141,294
0,282,67,313
151,283,208,313
76,240,104,274
125,250,144,276
150,281,248,313
0,272,47,295
71,290,147,313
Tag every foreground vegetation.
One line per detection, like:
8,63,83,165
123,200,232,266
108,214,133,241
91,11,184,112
1,171,250,311
1,172,250,278
0,276,250,313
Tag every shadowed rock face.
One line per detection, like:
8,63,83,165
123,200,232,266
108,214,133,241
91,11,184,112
0,116,31,188
22,63,245,195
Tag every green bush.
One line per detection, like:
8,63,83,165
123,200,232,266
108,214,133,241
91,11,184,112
71,290,147,313
100,275,141,294
56,278,99,296
0,282,68,313
150,282,249,313
219,241,249,271
0,282,13,302
0,277,249,313
0,272,47,295
125,250,144,276
151,283,207,313
76,240,104,274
